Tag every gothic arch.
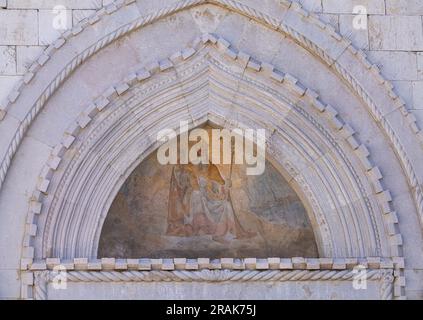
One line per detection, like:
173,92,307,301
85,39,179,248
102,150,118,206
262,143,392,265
1,0,421,299
29,39,397,260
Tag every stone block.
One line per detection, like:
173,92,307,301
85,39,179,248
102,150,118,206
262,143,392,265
46,258,60,269
292,257,307,269
8,0,102,9
150,259,163,270
72,9,96,25
413,82,423,110
138,259,151,270
173,258,186,269
60,260,75,270
244,258,257,269
418,53,423,80
0,270,20,299
29,261,46,270
101,258,115,269
0,10,38,45
392,81,413,109
198,258,210,269
339,15,368,50
220,258,234,269
404,269,423,292
345,258,359,269
319,258,333,269
380,258,394,269
367,51,418,81
88,260,102,270
294,0,322,12
386,0,423,15
256,259,269,270
318,13,339,32
16,46,45,74
369,16,423,51
185,259,198,270
0,76,21,109
39,9,73,46
74,258,88,270
115,259,128,270
306,258,320,270
412,110,423,129
268,258,281,269
116,259,132,270
161,259,174,270
367,257,381,268
210,259,222,269
406,290,423,300
0,46,16,75
322,0,385,14
332,259,347,269
280,259,293,269
232,259,245,270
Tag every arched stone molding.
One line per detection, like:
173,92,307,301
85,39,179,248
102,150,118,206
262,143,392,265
22,37,401,263
0,0,422,234
0,0,419,299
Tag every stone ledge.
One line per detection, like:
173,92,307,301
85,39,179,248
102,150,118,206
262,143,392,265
26,257,403,271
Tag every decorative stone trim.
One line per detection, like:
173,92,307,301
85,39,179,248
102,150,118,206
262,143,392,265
26,257,398,272
21,34,399,259
21,34,403,261
207,37,399,258
32,269,392,300
17,34,406,300
27,257,399,300
0,0,420,248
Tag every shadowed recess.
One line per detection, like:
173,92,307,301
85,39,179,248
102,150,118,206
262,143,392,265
99,127,318,258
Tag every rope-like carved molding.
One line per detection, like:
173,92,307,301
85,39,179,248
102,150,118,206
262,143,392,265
52,269,386,282
332,58,423,233
0,0,421,249
31,267,394,300
209,54,386,253
22,35,402,264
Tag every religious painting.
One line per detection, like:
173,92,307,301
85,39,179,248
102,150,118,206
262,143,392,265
98,126,318,258
167,163,256,243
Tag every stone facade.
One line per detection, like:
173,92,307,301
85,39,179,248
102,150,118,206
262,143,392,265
0,0,422,300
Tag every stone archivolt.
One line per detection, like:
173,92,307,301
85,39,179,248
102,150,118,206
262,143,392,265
22,36,405,299
1,1,422,230
28,37,398,260
1,0,421,299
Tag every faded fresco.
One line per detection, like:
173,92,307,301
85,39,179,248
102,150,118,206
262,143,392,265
167,163,257,242
99,130,318,258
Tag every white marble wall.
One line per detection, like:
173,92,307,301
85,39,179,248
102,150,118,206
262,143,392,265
0,0,421,129
0,0,422,300
47,280,383,300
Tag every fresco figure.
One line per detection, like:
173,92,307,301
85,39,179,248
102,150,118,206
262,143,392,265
166,163,255,243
